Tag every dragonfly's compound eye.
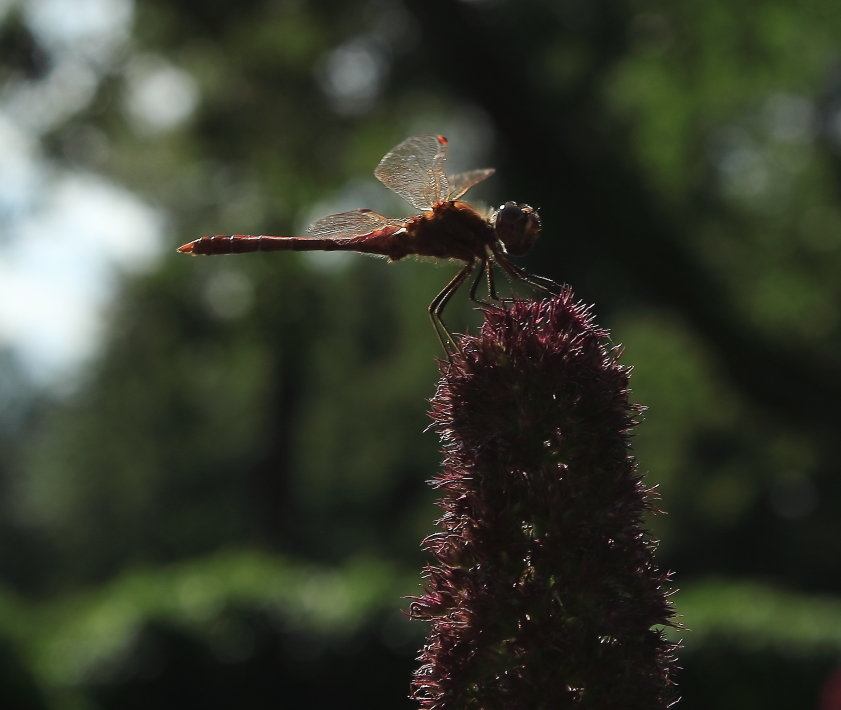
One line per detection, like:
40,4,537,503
494,201,542,256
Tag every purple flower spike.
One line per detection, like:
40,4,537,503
409,289,680,709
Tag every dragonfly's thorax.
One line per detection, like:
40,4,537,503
403,200,496,262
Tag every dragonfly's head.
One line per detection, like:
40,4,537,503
493,202,541,256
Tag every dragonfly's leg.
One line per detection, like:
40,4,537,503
466,259,505,311
467,259,492,305
486,260,499,301
496,256,563,298
429,261,474,353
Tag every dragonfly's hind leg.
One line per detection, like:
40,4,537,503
429,261,475,353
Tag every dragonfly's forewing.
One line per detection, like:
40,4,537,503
374,135,450,211
446,169,495,200
306,208,405,239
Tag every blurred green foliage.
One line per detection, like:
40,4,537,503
2,0,840,707
0,550,416,708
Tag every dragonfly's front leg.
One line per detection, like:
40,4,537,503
496,256,563,298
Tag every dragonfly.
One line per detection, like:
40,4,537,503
178,134,559,351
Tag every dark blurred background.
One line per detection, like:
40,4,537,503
2,0,841,708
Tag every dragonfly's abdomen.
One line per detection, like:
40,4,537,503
179,231,402,256
178,235,278,254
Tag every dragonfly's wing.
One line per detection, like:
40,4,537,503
446,168,495,200
306,209,405,239
374,135,450,211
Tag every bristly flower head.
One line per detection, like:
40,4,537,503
409,289,679,709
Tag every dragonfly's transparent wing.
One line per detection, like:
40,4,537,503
306,209,405,239
374,135,450,211
446,168,495,200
